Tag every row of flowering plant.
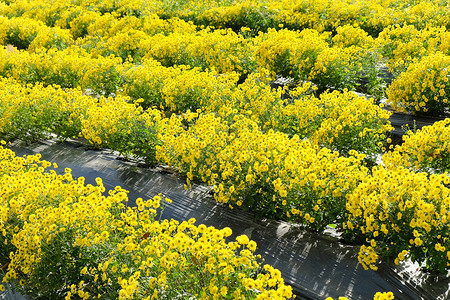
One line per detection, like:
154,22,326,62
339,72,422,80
346,164,450,274
376,24,450,75
0,15,73,51
386,52,450,116
0,144,294,299
0,77,161,165
383,118,450,174
254,27,383,96
0,46,122,96
266,86,393,164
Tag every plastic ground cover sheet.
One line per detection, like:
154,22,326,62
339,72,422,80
4,139,450,300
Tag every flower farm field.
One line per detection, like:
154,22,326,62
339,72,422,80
0,0,449,299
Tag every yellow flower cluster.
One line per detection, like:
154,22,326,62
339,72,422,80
0,15,73,50
373,292,395,300
121,58,240,112
267,0,376,33
310,46,364,91
345,164,450,273
270,88,393,161
2,0,441,98
254,27,380,94
0,70,387,234
386,52,450,114
383,118,450,174
156,111,368,231
129,0,449,37
255,28,330,81
196,1,275,33
140,26,255,74
0,77,92,142
0,145,293,299
0,77,163,164
377,24,450,74
80,95,162,164
0,46,122,95
79,13,197,61
332,24,375,49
